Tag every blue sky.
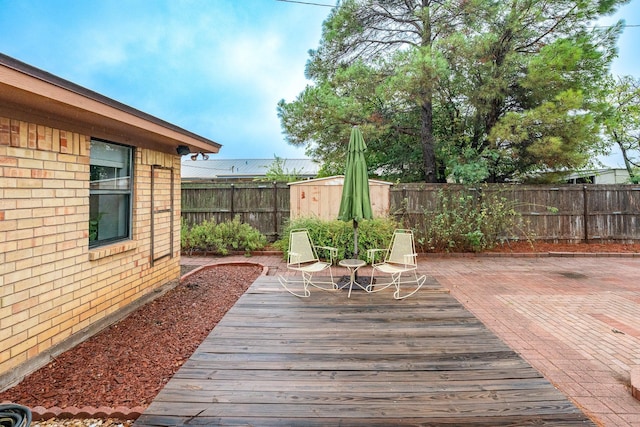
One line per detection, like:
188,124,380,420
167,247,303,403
0,0,334,159
0,1,638,163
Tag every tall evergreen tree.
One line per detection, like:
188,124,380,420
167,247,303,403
279,0,627,183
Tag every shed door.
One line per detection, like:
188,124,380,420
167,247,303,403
151,165,174,266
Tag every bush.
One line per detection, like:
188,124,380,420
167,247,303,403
181,217,267,255
275,217,401,261
416,186,534,253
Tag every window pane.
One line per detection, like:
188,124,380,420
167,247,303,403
91,140,129,167
90,141,131,191
90,165,131,190
89,194,130,243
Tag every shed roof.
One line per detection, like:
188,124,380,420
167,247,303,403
0,53,220,155
287,175,393,186
181,158,320,180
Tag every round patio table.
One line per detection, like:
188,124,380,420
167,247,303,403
338,258,368,298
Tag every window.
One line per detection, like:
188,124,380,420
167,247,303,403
89,139,133,247
566,176,594,184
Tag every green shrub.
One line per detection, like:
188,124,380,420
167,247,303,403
181,216,267,255
275,217,401,261
416,186,534,253
180,218,192,250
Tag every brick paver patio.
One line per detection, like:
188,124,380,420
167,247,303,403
182,253,640,426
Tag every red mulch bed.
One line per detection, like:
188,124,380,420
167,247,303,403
0,264,262,410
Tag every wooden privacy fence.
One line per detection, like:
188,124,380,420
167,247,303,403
181,182,289,242
391,184,640,243
181,183,640,243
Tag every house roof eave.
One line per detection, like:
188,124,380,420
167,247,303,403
0,53,220,155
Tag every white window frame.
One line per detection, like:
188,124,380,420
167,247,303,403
89,139,133,247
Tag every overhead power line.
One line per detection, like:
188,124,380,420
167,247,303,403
594,24,640,28
276,0,335,7
276,0,639,28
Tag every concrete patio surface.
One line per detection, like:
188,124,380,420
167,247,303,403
182,252,640,426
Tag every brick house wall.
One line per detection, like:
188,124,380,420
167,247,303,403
0,117,182,388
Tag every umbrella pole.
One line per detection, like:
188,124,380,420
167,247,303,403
353,220,359,281
353,220,359,258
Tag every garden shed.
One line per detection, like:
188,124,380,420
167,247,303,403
0,53,220,389
289,175,392,220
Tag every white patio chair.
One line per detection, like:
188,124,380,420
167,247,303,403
367,229,426,299
278,229,338,297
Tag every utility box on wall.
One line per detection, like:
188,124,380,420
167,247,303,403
289,175,392,220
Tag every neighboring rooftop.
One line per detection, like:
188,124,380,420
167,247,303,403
181,158,320,181
564,168,631,184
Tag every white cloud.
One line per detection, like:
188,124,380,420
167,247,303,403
0,0,330,158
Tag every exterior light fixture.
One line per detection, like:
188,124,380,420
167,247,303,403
189,152,210,161
176,145,190,155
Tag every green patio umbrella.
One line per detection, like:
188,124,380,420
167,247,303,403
338,126,373,259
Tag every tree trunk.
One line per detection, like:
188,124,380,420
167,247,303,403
618,137,638,183
421,99,437,183
420,0,437,183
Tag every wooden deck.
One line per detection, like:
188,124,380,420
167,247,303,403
134,275,594,426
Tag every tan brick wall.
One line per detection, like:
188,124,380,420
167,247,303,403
0,116,181,384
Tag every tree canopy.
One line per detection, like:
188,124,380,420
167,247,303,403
278,0,628,183
600,75,640,183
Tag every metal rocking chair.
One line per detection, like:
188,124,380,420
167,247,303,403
367,229,426,299
278,229,338,297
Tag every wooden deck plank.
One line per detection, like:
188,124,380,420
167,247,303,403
156,379,566,397
172,367,545,382
140,401,589,420
135,415,592,427
134,275,594,426
156,388,570,404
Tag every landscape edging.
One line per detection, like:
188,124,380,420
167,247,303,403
29,406,146,422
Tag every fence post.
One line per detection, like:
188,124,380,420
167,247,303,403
583,185,588,243
273,181,278,240
230,183,235,219
402,186,407,217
